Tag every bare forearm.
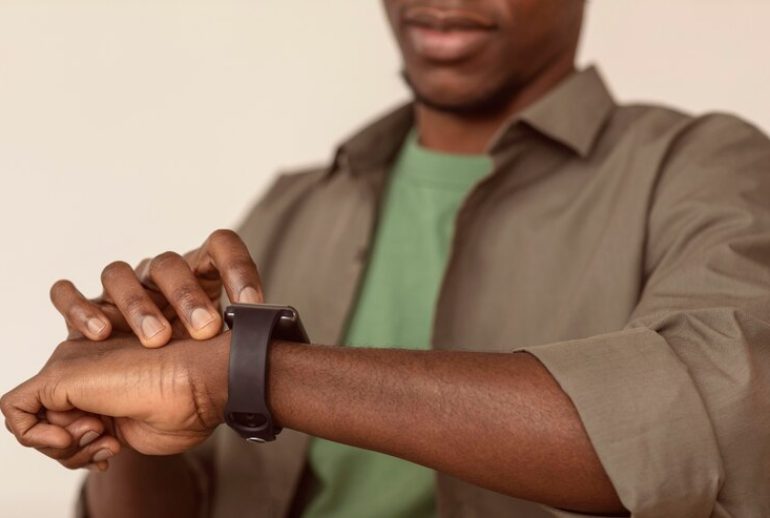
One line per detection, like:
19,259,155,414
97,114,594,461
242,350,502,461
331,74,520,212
266,341,626,515
86,450,199,518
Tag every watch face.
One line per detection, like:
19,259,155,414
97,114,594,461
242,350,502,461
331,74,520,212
224,304,310,341
224,304,296,327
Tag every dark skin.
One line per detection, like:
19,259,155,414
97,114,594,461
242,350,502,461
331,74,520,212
385,0,584,152
1,1,628,516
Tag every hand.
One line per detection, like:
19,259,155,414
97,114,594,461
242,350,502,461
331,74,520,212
49,229,264,348
0,332,229,469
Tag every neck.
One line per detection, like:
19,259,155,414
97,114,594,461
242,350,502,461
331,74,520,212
415,57,576,154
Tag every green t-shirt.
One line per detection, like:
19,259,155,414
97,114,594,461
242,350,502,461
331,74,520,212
303,131,492,518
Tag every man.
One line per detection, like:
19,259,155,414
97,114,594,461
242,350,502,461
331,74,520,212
3,1,770,517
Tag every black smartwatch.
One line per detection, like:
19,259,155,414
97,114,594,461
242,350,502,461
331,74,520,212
223,303,309,442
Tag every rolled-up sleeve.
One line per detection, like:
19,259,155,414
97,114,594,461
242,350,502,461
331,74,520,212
517,114,770,517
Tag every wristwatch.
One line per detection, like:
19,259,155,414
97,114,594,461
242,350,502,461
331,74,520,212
223,303,309,442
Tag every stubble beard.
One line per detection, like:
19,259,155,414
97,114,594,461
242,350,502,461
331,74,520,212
400,68,525,118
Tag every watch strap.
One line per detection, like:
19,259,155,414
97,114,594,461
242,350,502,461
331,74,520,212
223,304,308,442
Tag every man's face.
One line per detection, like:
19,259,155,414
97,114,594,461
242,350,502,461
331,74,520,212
383,0,584,114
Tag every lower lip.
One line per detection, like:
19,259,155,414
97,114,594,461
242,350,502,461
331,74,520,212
405,25,494,63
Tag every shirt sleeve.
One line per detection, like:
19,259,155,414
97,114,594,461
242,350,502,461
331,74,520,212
516,114,770,517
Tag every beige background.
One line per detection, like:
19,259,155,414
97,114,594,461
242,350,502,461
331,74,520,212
1,1,768,516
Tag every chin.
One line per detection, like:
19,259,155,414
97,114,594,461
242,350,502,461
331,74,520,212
404,69,518,116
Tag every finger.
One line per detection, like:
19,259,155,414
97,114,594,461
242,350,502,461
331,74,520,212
38,411,106,460
91,303,133,335
58,434,121,470
134,258,181,304
1,388,72,450
49,410,104,446
101,261,172,348
134,258,156,290
192,229,264,304
50,280,112,341
147,252,221,340
134,258,185,321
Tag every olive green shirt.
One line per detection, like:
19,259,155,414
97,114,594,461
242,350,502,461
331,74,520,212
78,67,770,518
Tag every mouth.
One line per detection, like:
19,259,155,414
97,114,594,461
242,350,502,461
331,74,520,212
401,5,498,63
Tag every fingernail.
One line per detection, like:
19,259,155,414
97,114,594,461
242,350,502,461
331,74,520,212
141,315,165,338
191,308,216,330
86,318,106,336
238,286,262,304
92,449,113,463
79,431,100,447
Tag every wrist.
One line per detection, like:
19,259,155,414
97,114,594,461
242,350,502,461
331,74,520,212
182,331,231,428
222,304,309,442
209,331,232,424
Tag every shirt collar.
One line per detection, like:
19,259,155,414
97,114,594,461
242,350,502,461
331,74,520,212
327,66,615,178
327,103,414,177
489,66,615,158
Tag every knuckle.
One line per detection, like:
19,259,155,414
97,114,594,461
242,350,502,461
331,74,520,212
0,392,15,419
149,251,183,277
227,258,258,281
100,261,131,283
208,228,240,248
232,256,257,271
49,279,74,301
122,294,149,316
65,303,89,325
171,285,202,310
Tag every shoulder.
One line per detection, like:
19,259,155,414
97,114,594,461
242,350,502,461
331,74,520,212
593,103,770,193
640,110,770,251
606,103,770,159
612,107,770,276
257,165,329,209
664,112,770,165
